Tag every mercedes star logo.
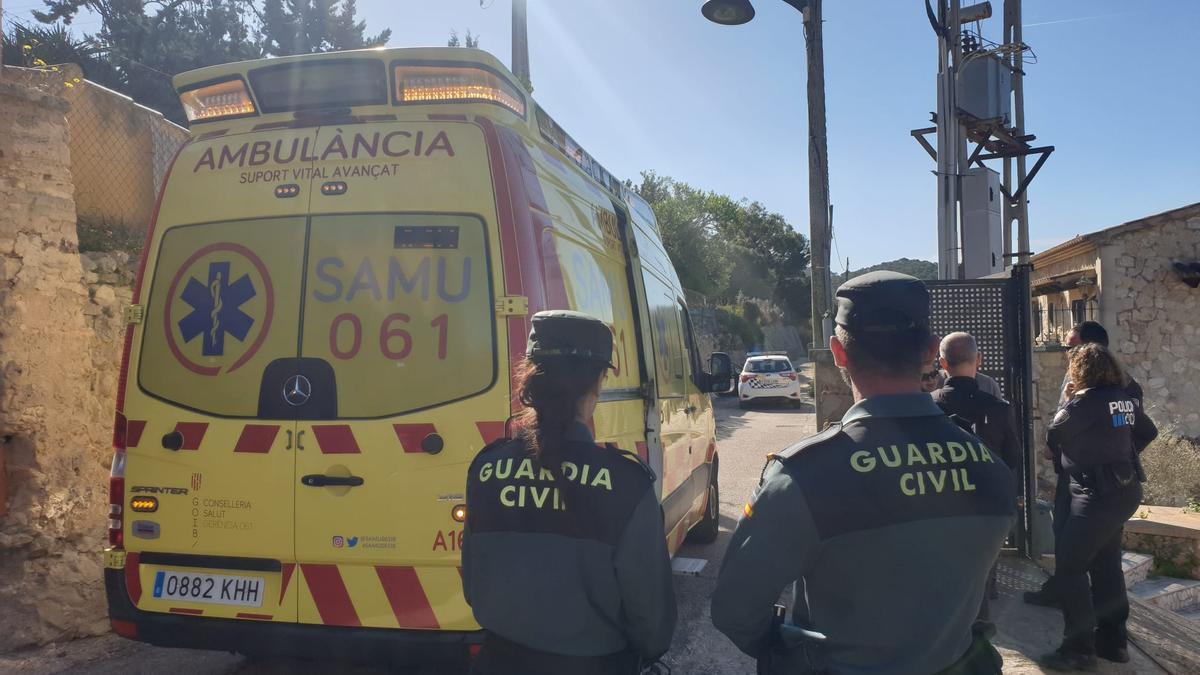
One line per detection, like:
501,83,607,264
283,374,313,407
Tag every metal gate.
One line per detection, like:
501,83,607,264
927,264,1036,555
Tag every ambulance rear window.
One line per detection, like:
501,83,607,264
301,213,496,418
248,59,388,113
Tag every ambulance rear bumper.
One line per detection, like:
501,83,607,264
105,568,481,665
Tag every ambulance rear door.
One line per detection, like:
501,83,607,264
291,120,504,632
127,126,321,622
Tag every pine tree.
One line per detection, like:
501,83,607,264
261,0,391,56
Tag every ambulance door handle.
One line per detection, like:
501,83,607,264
296,430,306,451
301,474,364,488
285,430,293,450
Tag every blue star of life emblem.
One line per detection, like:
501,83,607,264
178,261,256,356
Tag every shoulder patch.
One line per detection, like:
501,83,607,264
478,436,517,455
613,447,657,484
772,423,844,463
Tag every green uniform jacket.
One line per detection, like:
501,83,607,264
712,394,1014,674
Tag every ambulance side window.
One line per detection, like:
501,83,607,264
646,280,686,399
678,301,703,387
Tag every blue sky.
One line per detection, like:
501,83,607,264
362,0,1200,269
6,0,1198,268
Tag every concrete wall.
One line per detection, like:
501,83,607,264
0,79,123,649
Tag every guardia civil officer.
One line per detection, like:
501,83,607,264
712,272,1015,675
1037,344,1156,671
461,310,675,675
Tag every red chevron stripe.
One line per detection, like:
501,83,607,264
173,422,208,450
635,441,648,462
126,420,147,448
312,425,360,454
393,424,438,454
376,566,440,629
125,552,142,604
301,564,360,626
234,425,279,453
476,421,507,445
279,563,296,604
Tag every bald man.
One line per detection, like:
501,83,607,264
932,332,1021,621
932,333,1021,479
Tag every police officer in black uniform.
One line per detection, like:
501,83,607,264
931,331,1021,622
712,272,1015,675
1025,321,1145,610
1037,343,1156,671
462,310,675,675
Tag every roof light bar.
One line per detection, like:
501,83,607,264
179,78,257,123
394,64,525,117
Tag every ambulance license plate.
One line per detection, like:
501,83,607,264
152,571,264,607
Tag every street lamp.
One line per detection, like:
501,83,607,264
700,0,755,25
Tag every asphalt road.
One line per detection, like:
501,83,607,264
0,395,815,675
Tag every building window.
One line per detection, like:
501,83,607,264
1071,299,1087,325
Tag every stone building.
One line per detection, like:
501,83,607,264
1030,203,1200,442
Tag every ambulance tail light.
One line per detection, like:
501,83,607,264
179,78,257,122
394,64,525,117
108,451,126,548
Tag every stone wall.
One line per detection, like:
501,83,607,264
0,79,121,649
1031,347,1067,498
1101,210,1200,438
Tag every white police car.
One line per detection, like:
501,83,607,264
738,353,803,408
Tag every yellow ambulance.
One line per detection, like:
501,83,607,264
104,47,732,665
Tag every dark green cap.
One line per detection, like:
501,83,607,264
835,271,930,332
527,310,614,367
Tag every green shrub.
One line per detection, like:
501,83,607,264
77,219,144,256
1141,432,1200,507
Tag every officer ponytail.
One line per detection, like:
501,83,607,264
514,357,607,468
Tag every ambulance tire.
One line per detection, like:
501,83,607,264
687,458,720,544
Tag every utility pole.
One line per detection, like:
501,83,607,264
511,0,532,91
1003,0,1030,265
934,0,963,279
803,0,832,348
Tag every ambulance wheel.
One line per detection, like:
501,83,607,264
687,458,720,544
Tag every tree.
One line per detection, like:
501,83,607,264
633,171,813,326
447,29,480,48
261,0,390,56
1,19,116,87
634,172,732,297
34,0,263,122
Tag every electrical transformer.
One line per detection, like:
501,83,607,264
958,55,1012,123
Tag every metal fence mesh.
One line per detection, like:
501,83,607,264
4,64,189,231
65,79,188,229
928,280,1013,399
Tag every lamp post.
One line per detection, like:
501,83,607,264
701,0,831,352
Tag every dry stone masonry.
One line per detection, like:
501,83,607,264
0,79,133,650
